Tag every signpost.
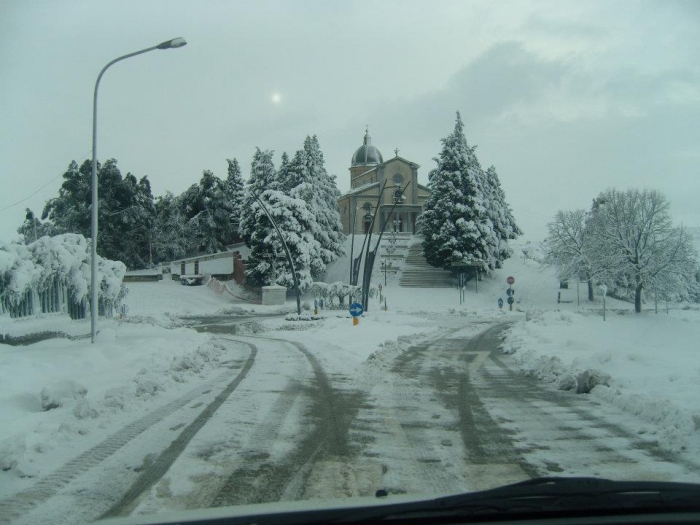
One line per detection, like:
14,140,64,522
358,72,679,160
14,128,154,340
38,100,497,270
452,261,471,305
506,276,515,311
349,302,364,326
598,284,607,321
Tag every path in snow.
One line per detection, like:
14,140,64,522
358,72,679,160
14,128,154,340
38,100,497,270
349,322,700,495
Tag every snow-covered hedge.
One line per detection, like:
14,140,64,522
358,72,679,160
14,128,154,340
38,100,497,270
308,281,378,309
0,234,126,318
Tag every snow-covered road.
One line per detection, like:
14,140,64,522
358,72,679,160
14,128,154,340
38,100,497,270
3,315,700,524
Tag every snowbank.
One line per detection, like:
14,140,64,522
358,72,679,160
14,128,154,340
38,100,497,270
501,308,700,455
0,322,246,490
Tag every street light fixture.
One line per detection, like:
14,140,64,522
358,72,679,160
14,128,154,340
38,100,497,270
91,37,187,343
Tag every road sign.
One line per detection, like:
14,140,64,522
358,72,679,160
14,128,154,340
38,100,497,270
507,296,514,305
506,288,514,297
498,298,503,309
349,302,364,317
507,276,515,285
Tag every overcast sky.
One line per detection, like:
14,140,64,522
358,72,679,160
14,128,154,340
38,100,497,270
1,0,699,244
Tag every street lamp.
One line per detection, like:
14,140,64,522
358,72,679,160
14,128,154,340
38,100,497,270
91,37,187,343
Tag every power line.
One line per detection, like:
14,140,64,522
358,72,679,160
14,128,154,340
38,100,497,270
0,150,92,214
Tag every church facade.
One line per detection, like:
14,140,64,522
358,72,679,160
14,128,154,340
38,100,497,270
337,130,430,235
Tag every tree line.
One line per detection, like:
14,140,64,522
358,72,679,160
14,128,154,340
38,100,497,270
545,188,699,312
17,135,344,291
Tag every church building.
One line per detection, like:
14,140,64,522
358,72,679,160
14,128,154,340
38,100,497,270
337,129,430,235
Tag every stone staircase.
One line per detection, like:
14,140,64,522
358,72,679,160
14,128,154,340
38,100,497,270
399,241,454,288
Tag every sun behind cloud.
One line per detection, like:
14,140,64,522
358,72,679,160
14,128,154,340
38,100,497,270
271,92,282,104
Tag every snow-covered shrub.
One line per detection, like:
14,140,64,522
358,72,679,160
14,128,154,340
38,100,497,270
328,281,351,307
310,281,330,302
0,234,126,318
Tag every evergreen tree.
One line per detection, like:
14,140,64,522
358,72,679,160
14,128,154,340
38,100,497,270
240,148,277,244
41,159,156,269
421,112,494,273
17,209,56,242
483,165,522,267
244,190,323,291
301,135,345,263
275,152,293,194
42,160,92,236
182,170,236,253
279,136,345,263
153,192,192,262
225,158,245,236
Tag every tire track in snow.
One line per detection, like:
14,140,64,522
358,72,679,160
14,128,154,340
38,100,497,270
211,336,364,507
0,340,255,525
474,327,700,479
100,341,258,518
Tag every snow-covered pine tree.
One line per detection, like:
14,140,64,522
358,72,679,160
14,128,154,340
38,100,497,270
483,165,522,268
289,136,345,263
421,112,493,273
280,149,308,195
244,190,324,291
225,158,245,236
182,170,237,254
240,148,277,244
304,135,345,262
275,152,293,194
153,191,192,262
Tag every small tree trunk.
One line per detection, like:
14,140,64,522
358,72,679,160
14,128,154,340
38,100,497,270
587,279,594,301
635,283,643,313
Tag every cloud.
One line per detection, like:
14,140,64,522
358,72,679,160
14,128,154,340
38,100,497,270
329,40,700,239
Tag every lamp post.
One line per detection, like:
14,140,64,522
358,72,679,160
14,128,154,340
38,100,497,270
91,37,187,343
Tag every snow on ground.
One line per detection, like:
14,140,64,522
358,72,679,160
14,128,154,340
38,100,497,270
501,308,700,456
0,320,255,497
1,238,699,503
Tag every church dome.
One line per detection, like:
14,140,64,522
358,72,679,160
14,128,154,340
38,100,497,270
351,130,383,166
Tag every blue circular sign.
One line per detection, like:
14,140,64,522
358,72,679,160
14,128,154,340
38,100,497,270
349,302,364,317
498,298,503,308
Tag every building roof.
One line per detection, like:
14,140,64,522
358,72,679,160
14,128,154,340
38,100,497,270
351,130,383,166
340,181,381,198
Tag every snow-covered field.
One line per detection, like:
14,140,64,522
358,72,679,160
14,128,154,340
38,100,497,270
1,240,699,509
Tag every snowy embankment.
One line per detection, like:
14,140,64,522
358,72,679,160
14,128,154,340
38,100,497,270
501,308,700,456
0,322,249,497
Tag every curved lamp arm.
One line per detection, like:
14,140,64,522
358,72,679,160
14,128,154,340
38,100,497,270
91,38,187,343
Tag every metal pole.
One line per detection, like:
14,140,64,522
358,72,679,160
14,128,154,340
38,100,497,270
359,181,389,309
90,38,186,343
362,182,409,310
349,204,357,283
603,295,606,321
